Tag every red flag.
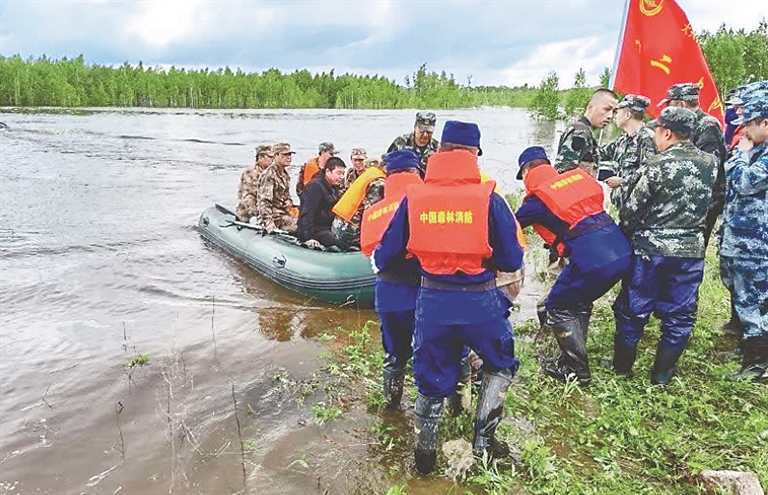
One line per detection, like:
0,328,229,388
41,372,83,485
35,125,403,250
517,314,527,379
611,0,724,126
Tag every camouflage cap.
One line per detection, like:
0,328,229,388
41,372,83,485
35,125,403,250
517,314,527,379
647,106,698,137
255,144,274,156
365,157,383,169
659,82,700,106
732,92,768,125
415,111,436,132
273,142,295,154
741,81,768,103
350,147,367,159
318,142,338,155
617,94,651,113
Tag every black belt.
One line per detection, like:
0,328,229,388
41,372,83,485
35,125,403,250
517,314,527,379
420,277,496,292
376,272,420,286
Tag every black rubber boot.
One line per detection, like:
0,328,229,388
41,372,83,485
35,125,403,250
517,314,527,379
736,337,768,381
413,393,444,475
650,345,685,385
542,310,591,385
612,335,638,378
383,366,405,410
473,367,515,459
447,356,471,417
721,298,744,336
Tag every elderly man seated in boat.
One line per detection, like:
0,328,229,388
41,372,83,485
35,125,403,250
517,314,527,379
331,157,386,249
297,157,348,249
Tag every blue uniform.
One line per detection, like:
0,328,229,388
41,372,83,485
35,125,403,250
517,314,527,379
515,196,632,311
375,256,420,372
374,193,524,398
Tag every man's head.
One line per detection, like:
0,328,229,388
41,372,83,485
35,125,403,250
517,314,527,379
384,150,420,176
585,89,618,129
350,148,367,172
273,143,295,167
318,142,338,168
659,82,700,109
614,94,651,129
648,107,697,151
516,146,550,180
413,111,436,147
256,144,275,168
324,157,346,186
733,93,768,145
439,120,482,156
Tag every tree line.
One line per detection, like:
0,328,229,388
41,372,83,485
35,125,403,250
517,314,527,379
0,56,535,110
529,20,768,121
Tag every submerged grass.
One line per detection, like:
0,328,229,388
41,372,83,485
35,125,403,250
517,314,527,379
314,248,767,494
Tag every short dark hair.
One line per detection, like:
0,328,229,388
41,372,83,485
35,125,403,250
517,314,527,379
439,142,478,154
325,156,346,173
592,88,618,100
630,109,645,121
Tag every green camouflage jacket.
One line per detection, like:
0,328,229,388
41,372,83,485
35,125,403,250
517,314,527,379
555,117,599,173
387,133,438,177
600,125,658,211
256,164,293,225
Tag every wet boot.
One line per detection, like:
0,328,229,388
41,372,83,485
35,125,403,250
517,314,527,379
542,313,591,385
736,337,768,381
537,300,548,329
383,366,406,410
612,335,638,378
447,356,471,417
650,345,685,385
473,367,515,459
413,393,444,475
721,298,744,336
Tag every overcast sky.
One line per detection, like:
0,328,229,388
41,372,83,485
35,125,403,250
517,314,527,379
1,1,765,88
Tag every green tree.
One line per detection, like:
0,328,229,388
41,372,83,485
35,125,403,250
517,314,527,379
529,71,561,120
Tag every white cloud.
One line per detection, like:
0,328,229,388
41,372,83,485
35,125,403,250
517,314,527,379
126,1,207,47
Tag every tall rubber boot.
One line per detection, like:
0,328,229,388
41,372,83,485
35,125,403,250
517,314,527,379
383,366,405,410
650,345,685,385
542,315,591,385
736,336,768,381
473,367,515,459
447,356,471,417
537,300,548,329
413,393,444,475
612,334,638,378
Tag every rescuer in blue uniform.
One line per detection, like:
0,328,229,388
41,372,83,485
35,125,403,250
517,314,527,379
360,150,424,408
373,121,525,474
514,146,632,385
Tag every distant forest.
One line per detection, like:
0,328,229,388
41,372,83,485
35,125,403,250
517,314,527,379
0,57,535,109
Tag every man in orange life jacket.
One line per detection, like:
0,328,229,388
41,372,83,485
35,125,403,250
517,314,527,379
373,121,525,474
297,142,338,201
360,150,424,409
514,146,631,385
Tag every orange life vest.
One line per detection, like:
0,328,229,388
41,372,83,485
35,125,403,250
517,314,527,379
360,172,423,257
523,164,605,256
406,151,494,276
301,157,320,187
332,167,386,222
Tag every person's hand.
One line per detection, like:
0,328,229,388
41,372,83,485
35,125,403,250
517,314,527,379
499,268,524,299
605,176,623,189
265,221,277,234
283,199,294,210
737,136,754,152
305,239,322,248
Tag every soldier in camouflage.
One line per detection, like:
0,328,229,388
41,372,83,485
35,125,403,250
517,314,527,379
555,89,618,174
720,87,768,381
235,144,275,222
612,107,717,385
387,111,439,178
256,142,298,234
331,160,385,248
343,148,368,190
600,94,657,220
659,82,726,245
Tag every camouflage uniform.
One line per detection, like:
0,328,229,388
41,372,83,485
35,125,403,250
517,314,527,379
387,112,438,177
331,177,385,248
601,126,657,215
555,116,599,173
720,92,768,376
613,107,717,384
235,144,274,222
344,167,363,190
256,163,298,233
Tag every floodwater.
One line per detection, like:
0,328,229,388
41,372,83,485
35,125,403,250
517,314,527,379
0,107,557,494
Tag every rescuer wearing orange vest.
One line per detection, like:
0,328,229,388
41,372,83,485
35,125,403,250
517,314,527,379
515,146,631,386
296,142,338,201
360,150,424,409
373,121,525,474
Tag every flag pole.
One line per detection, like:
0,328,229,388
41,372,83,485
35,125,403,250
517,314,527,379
609,0,631,90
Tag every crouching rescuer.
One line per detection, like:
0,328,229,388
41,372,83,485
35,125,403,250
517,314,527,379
372,121,525,474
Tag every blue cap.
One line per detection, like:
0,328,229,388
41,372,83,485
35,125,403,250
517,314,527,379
440,120,483,155
384,150,420,174
732,91,768,125
516,146,549,179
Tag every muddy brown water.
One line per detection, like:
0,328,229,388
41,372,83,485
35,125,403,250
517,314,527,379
0,108,555,494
